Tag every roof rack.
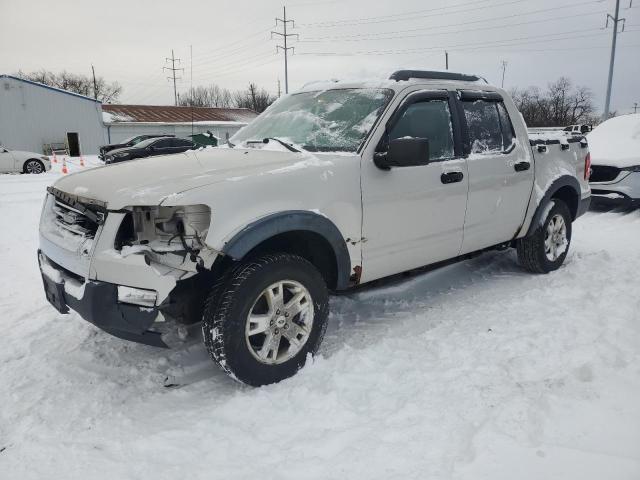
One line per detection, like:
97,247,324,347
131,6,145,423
389,70,487,83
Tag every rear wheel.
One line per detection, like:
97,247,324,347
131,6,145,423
517,199,572,273
24,159,44,174
202,253,329,386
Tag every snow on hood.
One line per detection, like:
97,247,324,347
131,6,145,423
587,114,640,168
52,148,325,210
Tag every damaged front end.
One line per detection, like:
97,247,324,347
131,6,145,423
38,187,218,347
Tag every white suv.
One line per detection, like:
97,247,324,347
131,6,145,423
38,70,591,386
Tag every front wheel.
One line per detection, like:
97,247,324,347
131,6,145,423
517,199,572,273
23,159,45,174
202,253,329,386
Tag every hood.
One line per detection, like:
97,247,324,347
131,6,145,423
52,148,318,209
588,113,640,168
105,145,135,156
12,150,47,158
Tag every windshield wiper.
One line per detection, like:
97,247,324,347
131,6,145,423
262,137,302,153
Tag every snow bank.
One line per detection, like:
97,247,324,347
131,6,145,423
587,114,640,167
0,161,639,479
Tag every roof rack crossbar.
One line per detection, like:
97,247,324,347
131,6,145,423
389,70,487,83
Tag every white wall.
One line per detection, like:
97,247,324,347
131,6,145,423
0,77,107,154
105,123,246,144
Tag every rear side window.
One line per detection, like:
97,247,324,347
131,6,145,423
462,100,515,154
154,139,172,148
389,100,454,160
173,139,193,147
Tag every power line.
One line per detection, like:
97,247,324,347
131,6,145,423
300,7,608,42
299,0,517,27
298,27,612,56
163,49,184,106
272,6,298,94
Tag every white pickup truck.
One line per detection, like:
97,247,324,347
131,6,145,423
38,70,591,386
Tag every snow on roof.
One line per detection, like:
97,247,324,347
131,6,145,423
102,104,258,124
587,113,640,168
0,74,101,103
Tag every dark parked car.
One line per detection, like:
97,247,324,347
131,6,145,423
104,137,196,164
99,134,174,159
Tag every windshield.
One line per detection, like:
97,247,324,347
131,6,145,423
231,88,394,152
120,135,141,144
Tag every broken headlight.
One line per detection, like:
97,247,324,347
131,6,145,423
116,205,211,253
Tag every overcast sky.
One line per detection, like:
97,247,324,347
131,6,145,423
1,0,638,114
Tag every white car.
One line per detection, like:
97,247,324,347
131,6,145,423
0,146,51,174
588,113,640,207
38,70,591,386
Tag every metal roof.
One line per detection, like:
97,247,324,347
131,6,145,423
102,104,258,124
0,74,102,103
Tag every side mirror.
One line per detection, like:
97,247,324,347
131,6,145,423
374,137,430,170
148,146,155,151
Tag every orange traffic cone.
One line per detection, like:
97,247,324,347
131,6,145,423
61,158,68,174
79,155,85,167
52,151,58,164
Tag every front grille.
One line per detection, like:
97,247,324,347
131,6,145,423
46,187,106,240
52,200,100,238
590,165,620,183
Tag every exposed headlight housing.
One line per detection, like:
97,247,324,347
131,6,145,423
115,205,211,254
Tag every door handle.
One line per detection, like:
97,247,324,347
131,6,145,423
514,161,530,172
441,171,464,184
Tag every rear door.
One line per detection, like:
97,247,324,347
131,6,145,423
151,138,174,156
361,90,469,282
172,138,195,153
457,91,534,254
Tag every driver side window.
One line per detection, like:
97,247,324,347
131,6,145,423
388,100,455,160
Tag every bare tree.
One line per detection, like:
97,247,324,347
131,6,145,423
233,83,276,113
179,84,233,108
15,69,122,103
510,77,595,127
182,82,275,112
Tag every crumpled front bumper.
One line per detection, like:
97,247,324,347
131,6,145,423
38,251,168,347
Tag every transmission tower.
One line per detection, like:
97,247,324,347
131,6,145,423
272,7,298,94
163,49,184,106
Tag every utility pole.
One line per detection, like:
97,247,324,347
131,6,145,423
445,51,449,70
163,49,184,106
190,44,194,135
91,64,98,100
603,0,628,119
634,102,638,114
501,60,508,88
272,6,298,94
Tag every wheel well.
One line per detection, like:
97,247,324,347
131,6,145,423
238,230,339,289
551,185,579,219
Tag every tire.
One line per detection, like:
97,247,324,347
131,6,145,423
202,253,329,386
517,199,572,273
23,159,45,174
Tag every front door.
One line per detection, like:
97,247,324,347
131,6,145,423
458,93,535,254
67,132,80,157
0,148,15,172
361,91,469,282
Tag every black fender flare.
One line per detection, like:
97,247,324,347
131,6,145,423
525,175,581,237
221,210,352,290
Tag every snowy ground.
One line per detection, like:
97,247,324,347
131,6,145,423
1,160,639,479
